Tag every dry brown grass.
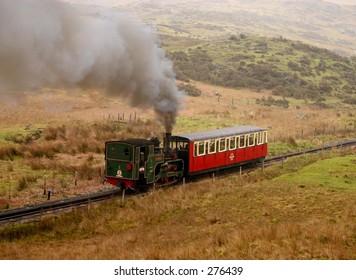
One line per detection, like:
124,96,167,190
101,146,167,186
0,89,155,129
0,112,161,209
0,150,355,260
181,81,355,143
0,145,17,160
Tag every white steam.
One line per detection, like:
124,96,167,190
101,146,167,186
0,0,183,132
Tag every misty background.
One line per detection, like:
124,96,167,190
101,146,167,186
65,0,356,56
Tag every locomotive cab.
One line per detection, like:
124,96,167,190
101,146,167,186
105,138,184,191
167,136,190,175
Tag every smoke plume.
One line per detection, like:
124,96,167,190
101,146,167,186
0,0,183,132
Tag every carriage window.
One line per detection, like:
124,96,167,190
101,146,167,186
208,139,216,154
263,131,268,143
257,132,263,145
248,134,255,146
229,137,236,150
198,142,205,155
219,138,226,152
194,142,205,156
239,135,246,148
176,141,188,150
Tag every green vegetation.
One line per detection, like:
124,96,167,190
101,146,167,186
176,112,235,133
275,155,356,190
178,83,202,97
256,96,289,108
0,127,43,146
166,36,356,105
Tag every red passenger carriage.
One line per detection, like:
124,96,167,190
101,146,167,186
169,126,267,176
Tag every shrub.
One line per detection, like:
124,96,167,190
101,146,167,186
343,97,356,104
18,178,27,191
43,126,66,141
4,129,42,144
256,96,289,108
178,83,202,97
229,35,238,41
0,146,18,160
287,61,300,71
7,163,14,172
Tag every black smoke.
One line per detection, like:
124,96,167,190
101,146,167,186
0,0,183,132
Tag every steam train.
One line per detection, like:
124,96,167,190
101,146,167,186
105,126,268,191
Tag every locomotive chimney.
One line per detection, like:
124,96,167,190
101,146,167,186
164,132,172,150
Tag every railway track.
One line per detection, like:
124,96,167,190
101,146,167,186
0,188,122,226
0,138,355,226
264,138,356,166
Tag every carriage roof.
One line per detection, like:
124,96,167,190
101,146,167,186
172,126,265,142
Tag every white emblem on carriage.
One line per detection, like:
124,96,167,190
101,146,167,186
116,169,123,177
230,153,235,161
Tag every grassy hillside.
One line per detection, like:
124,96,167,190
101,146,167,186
166,35,356,105
0,149,355,259
76,0,356,56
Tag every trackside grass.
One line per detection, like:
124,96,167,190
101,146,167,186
275,155,356,190
0,149,354,259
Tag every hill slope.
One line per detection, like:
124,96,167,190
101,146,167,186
68,0,356,56
166,35,356,105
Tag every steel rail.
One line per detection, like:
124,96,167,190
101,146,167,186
0,188,121,225
0,138,355,226
264,138,355,165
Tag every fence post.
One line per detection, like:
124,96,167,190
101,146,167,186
8,183,11,199
43,178,47,195
47,188,52,200
74,171,78,186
